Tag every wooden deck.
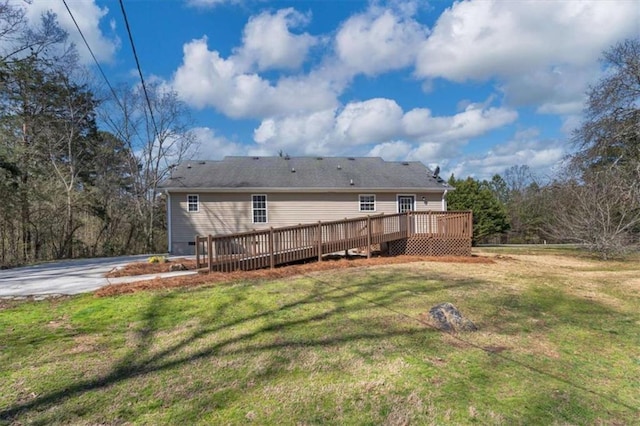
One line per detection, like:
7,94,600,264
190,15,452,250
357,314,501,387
195,211,472,272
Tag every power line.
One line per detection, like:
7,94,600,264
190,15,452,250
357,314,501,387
118,0,160,143
61,0,125,114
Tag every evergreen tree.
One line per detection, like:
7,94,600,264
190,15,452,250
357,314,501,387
447,175,509,244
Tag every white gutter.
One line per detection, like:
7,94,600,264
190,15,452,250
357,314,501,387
166,191,172,253
442,189,448,211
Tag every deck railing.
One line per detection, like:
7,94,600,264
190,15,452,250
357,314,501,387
195,210,472,272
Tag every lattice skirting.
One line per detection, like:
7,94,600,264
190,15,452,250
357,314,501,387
387,237,471,257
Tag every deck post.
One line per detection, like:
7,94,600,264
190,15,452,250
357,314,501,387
367,215,372,259
317,221,322,262
407,211,412,238
269,227,275,269
195,235,200,269
207,234,213,272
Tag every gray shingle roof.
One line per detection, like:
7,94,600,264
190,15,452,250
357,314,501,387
160,156,451,191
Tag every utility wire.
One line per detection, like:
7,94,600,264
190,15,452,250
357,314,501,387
62,0,141,152
118,0,160,143
61,0,125,114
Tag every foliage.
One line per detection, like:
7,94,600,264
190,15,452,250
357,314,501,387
0,2,187,267
447,175,509,243
1,255,638,424
492,166,555,244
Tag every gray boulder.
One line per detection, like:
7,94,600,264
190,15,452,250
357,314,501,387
168,263,188,272
428,303,477,332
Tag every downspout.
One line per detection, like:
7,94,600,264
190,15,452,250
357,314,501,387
442,190,448,211
166,191,172,253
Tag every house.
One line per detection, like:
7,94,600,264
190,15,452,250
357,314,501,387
159,156,453,255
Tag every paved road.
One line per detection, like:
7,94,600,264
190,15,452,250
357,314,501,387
0,255,195,297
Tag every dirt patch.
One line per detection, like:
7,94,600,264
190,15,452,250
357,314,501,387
96,255,494,297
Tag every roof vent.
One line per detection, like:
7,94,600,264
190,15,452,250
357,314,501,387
348,157,355,161
253,156,260,160
349,179,354,185
402,162,409,166
186,164,192,169
316,157,323,160
199,161,206,165
291,168,296,173
337,165,342,170
284,154,290,160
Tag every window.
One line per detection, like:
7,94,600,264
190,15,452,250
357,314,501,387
397,195,415,213
252,194,267,223
359,194,376,212
187,194,199,212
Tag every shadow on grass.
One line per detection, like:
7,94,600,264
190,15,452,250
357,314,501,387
1,268,638,423
1,272,463,421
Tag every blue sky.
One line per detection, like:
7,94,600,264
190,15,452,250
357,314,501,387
20,0,640,180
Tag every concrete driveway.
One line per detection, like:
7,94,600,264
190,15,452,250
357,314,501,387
0,255,195,297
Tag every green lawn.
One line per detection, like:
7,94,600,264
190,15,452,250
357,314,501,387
1,250,639,424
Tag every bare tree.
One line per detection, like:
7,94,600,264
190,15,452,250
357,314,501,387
0,1,67,65
41,73,98,258
553,38,640,257
573,38,640,177
100,82,196,252
546,170,640,258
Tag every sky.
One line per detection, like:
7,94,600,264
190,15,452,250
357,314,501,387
18,0,640,180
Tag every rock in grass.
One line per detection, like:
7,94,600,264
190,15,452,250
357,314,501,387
428,303,477,332
169,263,188,272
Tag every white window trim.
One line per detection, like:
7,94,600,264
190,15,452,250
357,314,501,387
396,194,416,213
252,194,268,224
187,194,199,213
359,194,376,212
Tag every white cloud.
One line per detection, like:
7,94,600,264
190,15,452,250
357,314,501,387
20,0,119,64
252,97,517,158
236,9,316,71
189,127,246,159
186,0,239,8
416,0,639,114
335,99,404,144
560,114,583,136
417,0,638,81
335,6,428,76
253,109,338,154
172,37,338,118
450,133,567,180
499,64,596,115
402,103,517,143
367,141,413,160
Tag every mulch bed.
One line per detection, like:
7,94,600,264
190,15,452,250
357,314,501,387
105,258,198,277
96,254,493,297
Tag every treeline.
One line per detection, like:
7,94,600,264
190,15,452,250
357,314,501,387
448,39,640,258
0,2,194,267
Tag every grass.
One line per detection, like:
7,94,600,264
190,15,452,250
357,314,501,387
1,250,639,424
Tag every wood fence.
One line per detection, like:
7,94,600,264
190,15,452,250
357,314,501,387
195,210,472,272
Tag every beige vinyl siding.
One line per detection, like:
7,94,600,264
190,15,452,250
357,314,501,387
169,191,443,251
